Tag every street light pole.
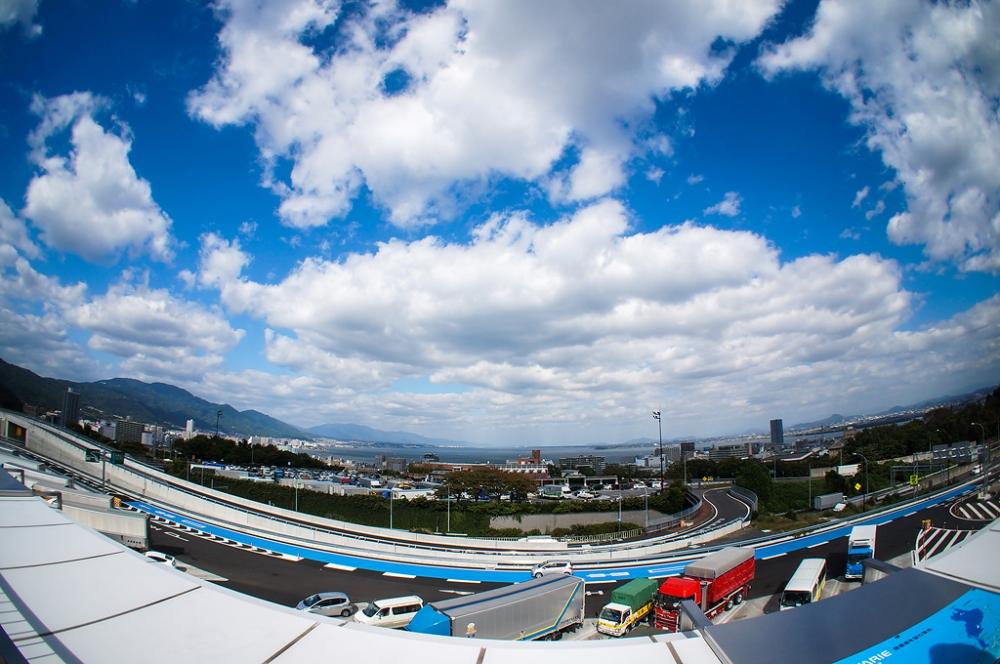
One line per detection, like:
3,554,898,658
856,452,869,512
215,409,222,438
972,422,987,497
617,494,622,529
447,486,451,533
652,410,664,492
644,487,649,529
389,489,394,530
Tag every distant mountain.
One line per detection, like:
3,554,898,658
790,414,849,431
0,358,307,439
307,422,467,447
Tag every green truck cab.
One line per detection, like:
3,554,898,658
596,578,659,637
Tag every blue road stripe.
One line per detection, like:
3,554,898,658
129,482,974,583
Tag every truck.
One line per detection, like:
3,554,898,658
540,484,570,499
813,491,844,511
597,577,659,637
405,575,584,640
846,524,877,580
653,547,755,632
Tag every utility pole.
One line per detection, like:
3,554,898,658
652,410,664,492
215,410,222,438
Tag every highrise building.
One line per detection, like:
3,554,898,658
185,419,194,440
60,388,80,428
770,419,784,447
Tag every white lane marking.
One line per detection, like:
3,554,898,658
903,511,917,517
984,502,1000,518
957,506,971,519
807,541,828,549
324,563,357,572
609,572,630,577
762,553,786,560
967,503,987,520
164,531,189,542
383,572,416,579
585,580,618,585
446,579,481,584
439,590,474,596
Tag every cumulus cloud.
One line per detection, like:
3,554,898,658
189,0,781,227
0,199,40,259
865,200,886,221
23,93,174,263
852,186,869,208
179,197,1000,440
791,205,801,219
704,191,742,217
687,174,705,185
65,282,245,381
760,0,1000,273
0,0,41,36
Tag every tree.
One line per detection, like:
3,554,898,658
734,460,772,502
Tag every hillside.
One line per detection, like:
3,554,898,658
0,358,308,439
306,422,466,446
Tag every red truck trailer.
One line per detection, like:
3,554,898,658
654,547,755,631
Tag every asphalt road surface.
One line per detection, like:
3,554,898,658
148,488,988,626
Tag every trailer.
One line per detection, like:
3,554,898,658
846,525,877,580
597,578,659,636
813,491,844,511
654,547,755,632
405,575,584,640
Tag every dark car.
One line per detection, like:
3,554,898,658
296,592,354,617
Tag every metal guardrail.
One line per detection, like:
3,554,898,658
727,485,758,517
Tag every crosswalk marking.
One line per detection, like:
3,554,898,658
914,526,975,563
952,498,999,521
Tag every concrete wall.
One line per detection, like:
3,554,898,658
62,504,149,549
490,509,665,533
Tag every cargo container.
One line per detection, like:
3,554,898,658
813,492,844,510
654,547,755,632
597,578,658,636
405,575,584,640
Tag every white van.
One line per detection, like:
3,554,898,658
354,596,424,629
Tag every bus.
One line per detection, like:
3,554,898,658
779,558,827,611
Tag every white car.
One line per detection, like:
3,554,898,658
354,596,423,629
531,560,573,578
144,551,177,567
575,491,595,500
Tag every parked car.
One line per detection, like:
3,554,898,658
144,551,176,567
354,595,424,629
531,560,573,578
575,490,595,500
296,592,355,617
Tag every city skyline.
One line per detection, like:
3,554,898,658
1,1,998,445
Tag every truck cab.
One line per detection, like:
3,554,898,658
656,577,702,609
597,603,633,635
846,525,877,580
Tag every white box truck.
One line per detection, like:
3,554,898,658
845,524,877,580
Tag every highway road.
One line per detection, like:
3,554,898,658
148,488,990,627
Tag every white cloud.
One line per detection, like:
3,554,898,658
645,167,665,184
181,197,1000,441
704,191,742,217
0,198,40,259
865,200,886,221
65,282,245,382
0,0,41,36
686,174,705,185
840,228,861,241
23,93,174,263
791,205,801,219
760,0,1000,273
852,186,869,208
189,0,782,227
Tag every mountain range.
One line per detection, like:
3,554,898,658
306,422,467,446
0,358,306,439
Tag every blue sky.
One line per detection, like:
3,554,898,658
0,0,997,445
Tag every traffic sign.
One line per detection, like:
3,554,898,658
909,474,920,486
109,451,125,465
854,482,861,491
85,449,101,462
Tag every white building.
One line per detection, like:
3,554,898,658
184,419,194,440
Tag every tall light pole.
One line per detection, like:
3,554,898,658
972,422,987,497
856,452,869,512
215,410,222,438
652,410,664,492
389,489,394,530
617,494,622,529
643,486,649,528
447,486,451,533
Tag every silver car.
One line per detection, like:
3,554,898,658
296,592,355,617
531,560,573,578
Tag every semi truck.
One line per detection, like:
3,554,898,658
846,524,877,580
653,547,755,632
597,578,659,637
405,574,584,640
